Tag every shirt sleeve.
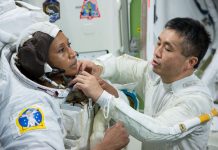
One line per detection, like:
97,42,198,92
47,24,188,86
95,54,148,84
96,91,212,142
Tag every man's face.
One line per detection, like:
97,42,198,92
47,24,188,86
152,29,190,83
48,32,78,76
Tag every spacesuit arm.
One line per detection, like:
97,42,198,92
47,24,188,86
2,101,66,150
97,91,212,143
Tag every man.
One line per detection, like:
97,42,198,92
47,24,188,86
72,17,213,149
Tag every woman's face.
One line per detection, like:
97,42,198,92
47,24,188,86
48,32,78,76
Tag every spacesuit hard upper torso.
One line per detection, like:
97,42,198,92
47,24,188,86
95,54,213,150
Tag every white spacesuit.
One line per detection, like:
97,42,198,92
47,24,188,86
0,1,94,149
93,54,214,150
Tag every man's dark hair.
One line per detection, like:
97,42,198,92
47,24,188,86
165,17,211,68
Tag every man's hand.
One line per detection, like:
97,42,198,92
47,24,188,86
77,60,103,76
93,122,129,150
96,77,119,98
71,71,103,101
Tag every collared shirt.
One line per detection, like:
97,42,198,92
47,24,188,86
96,54,213,150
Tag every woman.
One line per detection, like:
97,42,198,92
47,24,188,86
2,22,129,150
17,30,119,99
